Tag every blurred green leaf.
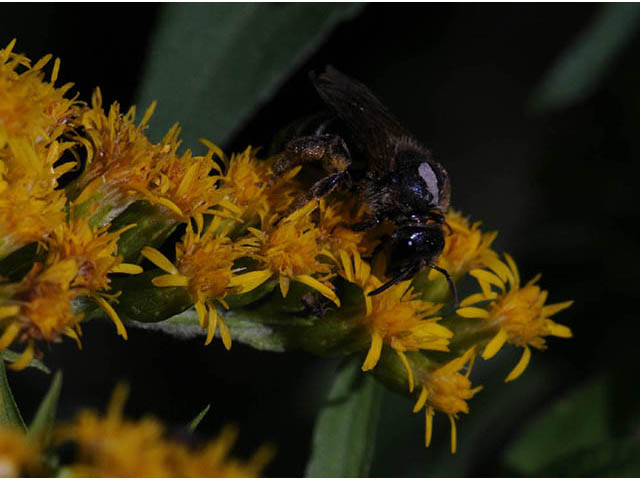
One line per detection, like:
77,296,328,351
0,360,26,431
535,437,640,477
505,375,612,475
0,350,50,374
188,403,211,432
28,371,62,446
305,358,382,477
531,3,640,112
136,3,362,148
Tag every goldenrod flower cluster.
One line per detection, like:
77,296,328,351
0,40,573,455
0,386,272,477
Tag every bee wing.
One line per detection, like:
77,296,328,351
311,66,412,172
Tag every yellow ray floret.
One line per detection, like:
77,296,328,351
412,348,482,454
456,253,573,381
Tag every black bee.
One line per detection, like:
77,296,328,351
271,66,457,304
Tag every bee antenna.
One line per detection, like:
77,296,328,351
428,264,458,308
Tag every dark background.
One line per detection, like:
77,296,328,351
3,3,640,476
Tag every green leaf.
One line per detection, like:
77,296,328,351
530,3,640,112
534,437,640,477
305,358,383,477
28,371,62,446
0,350,50,374
136,3,362,147
504,375,612,476
0,359,26,431
188,403,211,432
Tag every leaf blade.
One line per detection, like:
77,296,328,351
188,403,211,432
28,371,63,446
0,359,26,431
305,357,383,477
136,3,362,147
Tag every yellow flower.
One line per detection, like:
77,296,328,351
0,39,80,150
316,197,376,258
43,213,143,340
245,200,340,307
0,260,80,369
219,146,302,224
56,385,272,477
428,209,497,281
337,250,453,388
360,278,453,390
411,348,482,454
0,426,42,477
456,253,573,381
141,216,258,349
72,91,231,224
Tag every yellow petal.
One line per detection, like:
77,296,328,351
340,250,354,281
456,307,490,319
295,275,341,307
229,269,272,294
195,301,207,329
459,292,496,308
141,247,178,274
425,406,434,447
547,320,572,338
0,305,20,320
482,255,512,283
205,306,218,346
504,253,520,287
111,263,143,274
482,328,508,359
279,276,290,298
413,385,428,413
8,342,34,371
362,331,383,371
64,327,83,350
93,296,128,340
219,317,232,350
542,300,574,317
470,268,505,291
152,274,189,287
155,197,184,217
505,345,531,382
396,350,414,393
0,322,21,350
449,414,457,454
176,162,199,198
217,199,243,215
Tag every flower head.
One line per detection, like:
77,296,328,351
0,39,80,149
429,210,497,281
245,201,340,306
219,146,302,224
56,385,272,477
360,278,453,390
0,426,42,477
456,253,573,381
72,91,229,225
141,216,259,349
0,260,80,369
411,348,482,454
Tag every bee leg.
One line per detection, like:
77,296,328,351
349,218,380,231
368,266,417,296
270,134,351,184
282,170,351,217
429,264,458,307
